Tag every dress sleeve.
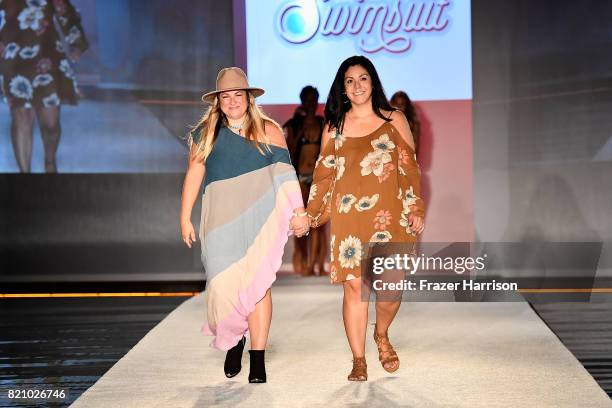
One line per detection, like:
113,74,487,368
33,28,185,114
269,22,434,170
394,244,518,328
305,137,337,228
267,146,305,219
188,127,202,147
393,128,426,227
53,0,89,53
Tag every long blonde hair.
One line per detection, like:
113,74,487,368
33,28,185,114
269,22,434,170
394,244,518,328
189,91,282,163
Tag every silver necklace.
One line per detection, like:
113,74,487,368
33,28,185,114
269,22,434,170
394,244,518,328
228,121,245,130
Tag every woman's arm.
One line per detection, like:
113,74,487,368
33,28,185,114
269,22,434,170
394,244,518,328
54,0,89,57
266,123,309,235
388,110,416,150
180,145,205,248
304,123,336,228
389,110,425,235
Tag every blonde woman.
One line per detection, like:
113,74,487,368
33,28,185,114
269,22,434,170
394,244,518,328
180,68,309,383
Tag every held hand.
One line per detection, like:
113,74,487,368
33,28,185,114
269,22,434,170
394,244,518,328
290,214,311,237
181,220,197,248
408,213,425,235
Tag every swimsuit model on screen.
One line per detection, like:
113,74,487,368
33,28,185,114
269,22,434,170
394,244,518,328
0,0,89,173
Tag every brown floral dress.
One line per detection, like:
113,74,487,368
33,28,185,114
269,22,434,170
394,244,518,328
306,119,425,283
0,0,89,108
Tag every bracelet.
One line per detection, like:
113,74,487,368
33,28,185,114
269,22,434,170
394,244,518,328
293,210,308,217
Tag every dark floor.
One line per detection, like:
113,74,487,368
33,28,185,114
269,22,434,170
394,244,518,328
0,297,610,407
531,301,612,398
0,296,188,407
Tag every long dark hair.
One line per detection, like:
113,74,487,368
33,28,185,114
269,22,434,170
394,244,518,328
324,55,394,133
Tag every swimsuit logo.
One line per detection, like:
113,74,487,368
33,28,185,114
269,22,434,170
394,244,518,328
276,0,452,54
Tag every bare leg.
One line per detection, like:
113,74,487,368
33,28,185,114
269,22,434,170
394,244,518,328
374,267,403,371
293,236,307,275
310,225,328,275
10,107,36,173
295,180,311,275
36,106,61,173
342,278,370,358
247,289,272,350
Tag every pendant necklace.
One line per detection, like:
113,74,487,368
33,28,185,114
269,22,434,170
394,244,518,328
228,121,244,133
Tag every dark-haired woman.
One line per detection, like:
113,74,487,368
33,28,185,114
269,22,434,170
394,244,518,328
300,56,425,381
390,91,421,157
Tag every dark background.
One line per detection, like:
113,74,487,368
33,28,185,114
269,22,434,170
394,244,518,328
76,0,233,91
1,0,611,284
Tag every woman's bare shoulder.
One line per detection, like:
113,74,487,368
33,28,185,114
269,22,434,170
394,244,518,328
264,120,287,148
321,121,334,148
387,110,415,149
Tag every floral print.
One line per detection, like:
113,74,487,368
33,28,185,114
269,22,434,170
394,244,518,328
360,150,391,177
4,42,20,59
398,185,419,236
399,185,418,217
378,162,395,183
322,155,336,168
0,0,88,108
371,133,395,160
335,156,346,180
28,0,48,8
337,193,357,213
374,210,392,230
65,25,80,45
58,59,73,78
32,73,51,87
307,120,425,283
18,44,39,59
36,57,51,73
0,10,6,32
338,235,362,269
399,212,416,236
333,131,346,148
370,230,392,243
398,146,410,166
355,194,379,212
18,6,44,31
307,184,318,203
42,91,59,106
9,75,32,99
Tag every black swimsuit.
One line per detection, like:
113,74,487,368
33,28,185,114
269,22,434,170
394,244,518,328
293,116,324,184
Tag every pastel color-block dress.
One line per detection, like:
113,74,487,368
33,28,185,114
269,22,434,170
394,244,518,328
306,120,425,283
190,126,303,351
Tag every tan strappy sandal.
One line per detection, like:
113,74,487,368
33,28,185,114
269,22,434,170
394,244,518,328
347,357,367,381
373,324,400,373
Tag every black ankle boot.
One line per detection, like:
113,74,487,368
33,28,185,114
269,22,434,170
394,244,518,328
248,350,266,383
224,336,246,378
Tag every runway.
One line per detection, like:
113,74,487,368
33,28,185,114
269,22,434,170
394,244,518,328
71,277,611,407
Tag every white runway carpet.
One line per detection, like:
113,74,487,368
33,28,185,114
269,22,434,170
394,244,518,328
72,277,611,407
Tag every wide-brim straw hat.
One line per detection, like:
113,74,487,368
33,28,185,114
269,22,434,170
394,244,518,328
201,67,264,103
